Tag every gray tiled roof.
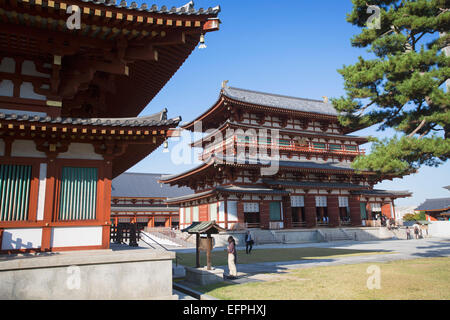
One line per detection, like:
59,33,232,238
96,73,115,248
112,172,192,198
0,109,181,127
351,189,412,197
165,185,289,203
111,206,179,212
160,155,362,183
222,86,338,116
216,185,290,195
415,198,450,211
263,180,366,189
77,0,220,15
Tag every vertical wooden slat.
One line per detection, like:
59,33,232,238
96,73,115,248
59,167,98,221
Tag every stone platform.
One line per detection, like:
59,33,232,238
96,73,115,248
0,248,176,300
184,266,224,286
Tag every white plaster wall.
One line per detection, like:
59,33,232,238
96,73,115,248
218,201,225,222
0,57,15,73
20,82,46,100
428,222,450,238
0,138,4,156
11,140,46,158
51,226,103,248
227,201,238,221
0,80,14,97
21,60,50,78
1,228,42,250
36,163,47,221
57,143,103,160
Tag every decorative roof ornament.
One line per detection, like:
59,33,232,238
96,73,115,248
221,80,229,89
322,96,329,103
178,1,195,12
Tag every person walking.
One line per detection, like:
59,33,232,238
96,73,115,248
227,236,237,279
414,226,419,239
245,230,254,254
406,226,411,240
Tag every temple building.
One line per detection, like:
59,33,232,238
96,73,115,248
415,186,450,221
0,0,220,253
161,84,411,230
110,172,191,230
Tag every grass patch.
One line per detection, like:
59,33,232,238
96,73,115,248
195,257,450,300
176,247,388,268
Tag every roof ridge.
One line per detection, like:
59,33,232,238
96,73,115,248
225,86,329,104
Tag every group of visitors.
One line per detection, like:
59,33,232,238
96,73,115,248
226,231,254,279
405,225,426,240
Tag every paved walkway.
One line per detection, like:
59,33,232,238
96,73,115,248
181,238,450,285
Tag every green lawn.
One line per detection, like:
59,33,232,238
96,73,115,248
192,257,450,300
176,247,388,268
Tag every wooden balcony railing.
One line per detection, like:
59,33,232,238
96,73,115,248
201,137,365,160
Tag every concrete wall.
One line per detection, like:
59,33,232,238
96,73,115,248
0,249,176,300
429,221,450,238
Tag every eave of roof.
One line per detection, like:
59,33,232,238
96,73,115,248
415,198,450,211
111,206,179,212
351,189,412,198
190,120,369,148
263,180,367,190
160,155,376,186
165,185,290,204
182,221,225,234
182,86,343,131
0,109,181,129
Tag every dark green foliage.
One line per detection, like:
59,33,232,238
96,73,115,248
333,0,450,175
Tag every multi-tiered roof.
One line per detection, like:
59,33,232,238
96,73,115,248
161,84,411,203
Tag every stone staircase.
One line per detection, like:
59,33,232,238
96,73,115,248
143,229,194,247
252,230,283,245
317,228,353,242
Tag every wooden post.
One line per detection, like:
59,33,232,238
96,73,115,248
206,234,212,270
195,233,200,268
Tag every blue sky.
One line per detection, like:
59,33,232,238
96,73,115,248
128,0,450,207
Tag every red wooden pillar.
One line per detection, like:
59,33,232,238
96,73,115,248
349,195,362,226
224,198,229,230
237,201,245,226
259,201,270,229
304,194,317,228
327,195,340,227
282,196,292,229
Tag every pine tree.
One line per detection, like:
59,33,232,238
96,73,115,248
333,0,450,175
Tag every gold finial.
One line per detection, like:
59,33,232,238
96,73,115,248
221,80,229,89
322,96,329,103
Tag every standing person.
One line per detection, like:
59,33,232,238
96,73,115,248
227,236,237,279
414,226,419,239
245,230,254,254
406,227,411,240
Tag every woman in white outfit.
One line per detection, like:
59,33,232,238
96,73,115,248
227,236,237,278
